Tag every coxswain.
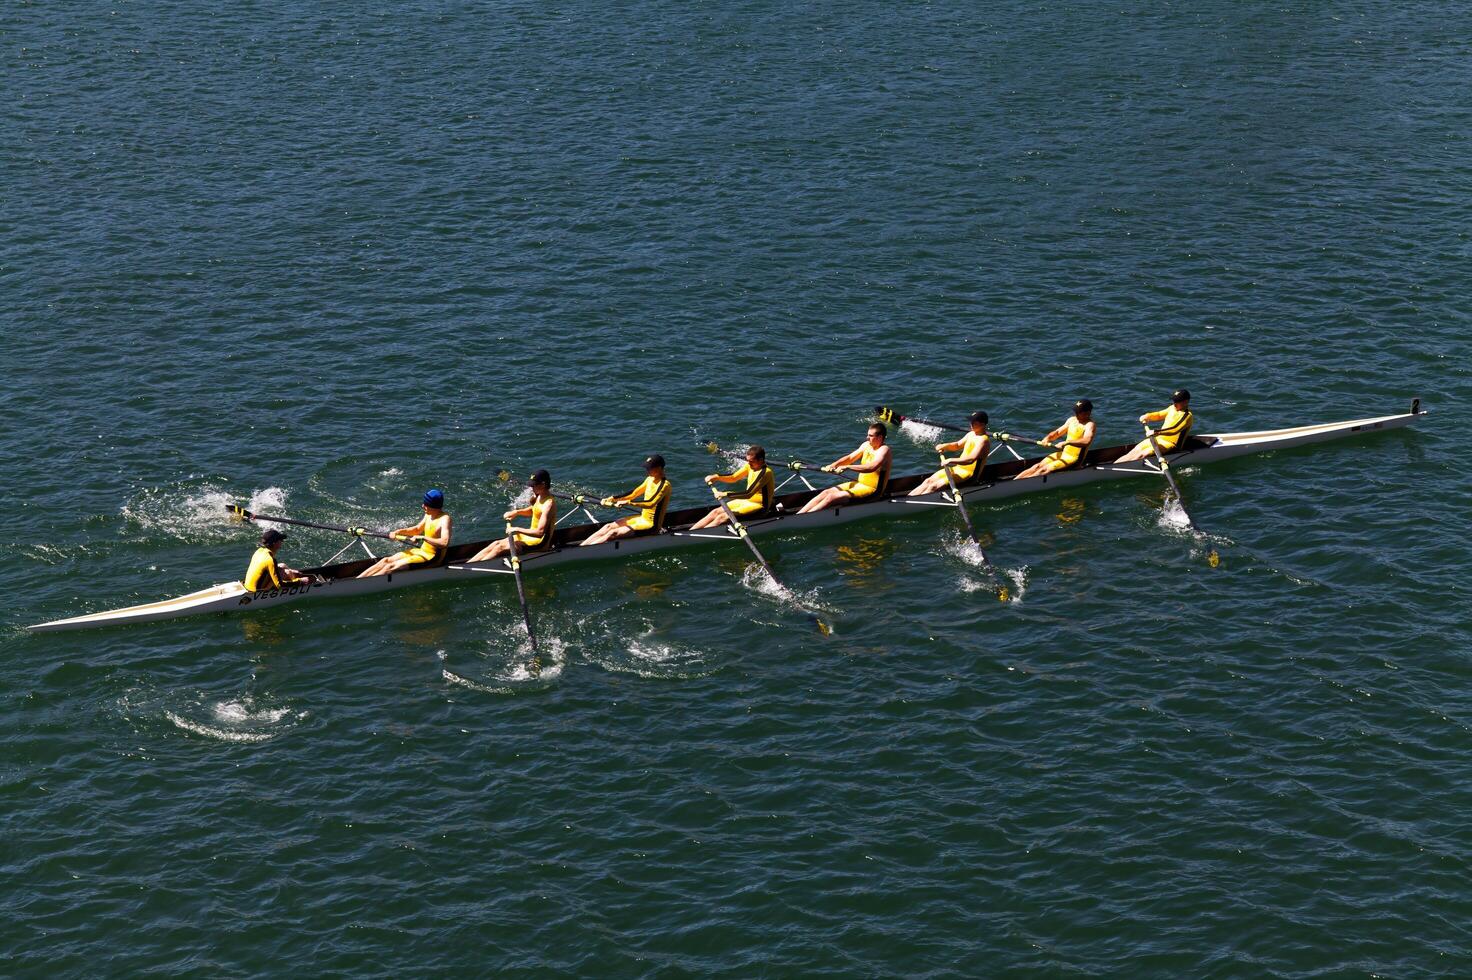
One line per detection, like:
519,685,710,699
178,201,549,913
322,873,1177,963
580,455,673,546
908,411,992,496
796,423,893,514
356,489,452,578
1116,389,1195,463
468,470,557,562
1015,400,1097,479
690,445,777,529
243,528,312,592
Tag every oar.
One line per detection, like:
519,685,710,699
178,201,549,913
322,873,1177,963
937,453,1009,602
225,504,401,541
873,406,968,433
493,470,618,512
991,431,1059,450
1144,427,1220,567
710,487,831,635
502,527,541,673
702,442,826,473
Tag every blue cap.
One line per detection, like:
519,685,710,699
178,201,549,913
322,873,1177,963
423,489,445,508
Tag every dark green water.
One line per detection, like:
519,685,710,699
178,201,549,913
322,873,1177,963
5,1,1469,974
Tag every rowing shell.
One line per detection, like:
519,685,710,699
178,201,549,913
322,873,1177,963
28,405,1424,633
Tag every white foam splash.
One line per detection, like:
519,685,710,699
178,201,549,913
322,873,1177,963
165,712,276,743
380,467,403,477
1158,495,1194,531
900,419,945,444
123,484,289,541
163,697,304,743
739,563,828,611
439,637,565,693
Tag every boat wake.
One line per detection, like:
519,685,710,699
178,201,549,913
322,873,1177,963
160,695,305,743
123,483,289,542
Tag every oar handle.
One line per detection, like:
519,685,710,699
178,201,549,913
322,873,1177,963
226,504,399,541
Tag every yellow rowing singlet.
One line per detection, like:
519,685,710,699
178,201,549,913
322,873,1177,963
1149,405,1193,451
401,512,447,564
1042,418,1089,471
726,463,775,516
626,477,671,532
243,547,281,591
934,431,989,483
514,496,554,549
839,445,885,498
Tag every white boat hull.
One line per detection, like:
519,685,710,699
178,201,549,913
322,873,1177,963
28,406,1423,633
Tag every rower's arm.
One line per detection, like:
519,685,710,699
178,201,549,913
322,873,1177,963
391,518,426,540
1139,409,1167,424
936,439,962,454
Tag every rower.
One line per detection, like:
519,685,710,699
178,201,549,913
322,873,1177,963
796,423,892,514
243,529,311,592
908,411,991,496
356,489,453,578
580,455,673,546
690,445,776,529
1116,389,1194,463
1015,400,1097,479
468,469,557,562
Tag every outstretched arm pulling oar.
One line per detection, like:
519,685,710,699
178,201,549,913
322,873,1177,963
710,487,831,635
1144,427,1220,567
937,452,1009,602
226,504,401,540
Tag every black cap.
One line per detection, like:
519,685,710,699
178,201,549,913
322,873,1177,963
261,528,287,546
1172,388,1190,402
1074,398,1093,414
969,411,989,426
529,469,551,487
644,454,666,470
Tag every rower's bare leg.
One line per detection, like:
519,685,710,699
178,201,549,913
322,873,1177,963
468,539,509,562
908,476,947,496
797,487,853,514
1115,444,1152,463
689,508,730,529
581,519,634,546
358,554,410,578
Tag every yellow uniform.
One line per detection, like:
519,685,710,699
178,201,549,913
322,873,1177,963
933,431,990,484
398,512,448,565
1133,405,1193,455
1040,418,1090,473
838,444,887,499
725,463,775,516
512,496,555,550
243,547,282,591
624,476,671,532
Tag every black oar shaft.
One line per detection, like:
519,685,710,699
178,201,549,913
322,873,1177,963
938,454,1008,601
875,406,967,433
226,505,398,541
1144,428,1200,532
504,529,540,660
